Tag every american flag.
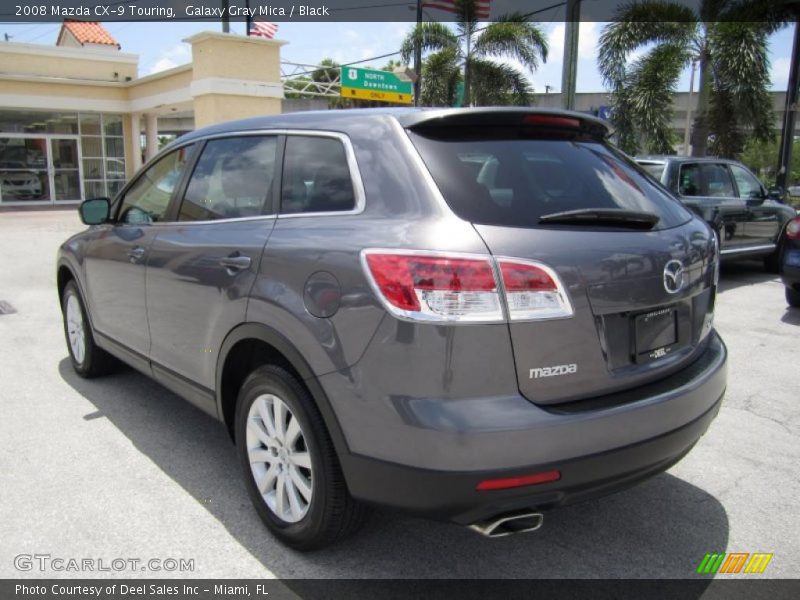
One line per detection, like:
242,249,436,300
248,19,279,39
422,0,491,19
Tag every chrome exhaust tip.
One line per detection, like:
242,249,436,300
468,511,544,538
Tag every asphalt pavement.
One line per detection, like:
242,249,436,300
0,210,797,579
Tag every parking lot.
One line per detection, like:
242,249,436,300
0,209,798,579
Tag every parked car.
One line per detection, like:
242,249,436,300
58,108,727,549
0,166,44,200
781,216,800,307
788,185,800,198
635,156,796,271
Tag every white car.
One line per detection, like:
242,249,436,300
0,170,44,200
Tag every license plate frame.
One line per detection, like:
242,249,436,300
633,307,678,363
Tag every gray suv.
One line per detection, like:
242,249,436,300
58,108,727,549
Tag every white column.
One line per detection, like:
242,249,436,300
130,112,142,172
144,113,158,161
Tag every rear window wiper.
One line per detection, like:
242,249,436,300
538,208,660,230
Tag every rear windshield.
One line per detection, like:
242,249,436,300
408,131,691,230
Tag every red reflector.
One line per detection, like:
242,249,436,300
364,253,496,312
499,260,557,292
476,470,561,491
523,115,580,129
787,217,800,241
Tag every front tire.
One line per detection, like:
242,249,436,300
787,286,800,308
235,365,367,550
61,280,116,378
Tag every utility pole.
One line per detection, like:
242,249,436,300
683,59,697,156
413,0,422,106
560,0,580,110
222,1,230,33
776,18,799,190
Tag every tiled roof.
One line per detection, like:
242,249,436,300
58,20,120,48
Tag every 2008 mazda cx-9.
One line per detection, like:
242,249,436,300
57,108,727,549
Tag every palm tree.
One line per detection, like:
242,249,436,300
598,0,788,157
400,0,548,107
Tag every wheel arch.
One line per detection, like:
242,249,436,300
215,323,351,458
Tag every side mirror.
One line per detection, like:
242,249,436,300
79,197,110,225
767,186,785,202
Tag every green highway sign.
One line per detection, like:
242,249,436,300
340,66,413,105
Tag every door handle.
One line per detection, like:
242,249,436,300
127,246,146,263
218,254,251,272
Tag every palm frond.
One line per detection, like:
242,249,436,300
469,58,532,106
473,15,549,71
598,1,698,87
708,21,774,142
421,47,462,107
400,22,459,65
626,43,689,153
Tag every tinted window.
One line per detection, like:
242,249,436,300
701,164,735,197
409,133,691,230
280,136,355,214
729,164,763,199
118,145,194,224
179,136,277,221
678,163,702,196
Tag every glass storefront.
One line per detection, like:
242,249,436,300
0,110,126,204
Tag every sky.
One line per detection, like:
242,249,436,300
0,18,795,94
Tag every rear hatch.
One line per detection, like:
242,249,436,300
405,110,718,405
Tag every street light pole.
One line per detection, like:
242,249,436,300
414,0,422,106
776,18,799,190
683,59,697,156
561,0,581,110
221,1,229,33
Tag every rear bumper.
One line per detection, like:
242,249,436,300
332,331,727,523
342,393,723,524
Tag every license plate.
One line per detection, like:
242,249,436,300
634,308,677,361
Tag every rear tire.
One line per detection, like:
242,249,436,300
787,287,800,308
61,280,116,378
235,365,368,550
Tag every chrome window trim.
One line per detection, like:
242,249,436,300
119,129,367,226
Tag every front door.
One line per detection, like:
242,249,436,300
0,135,82,204
82,144,196,359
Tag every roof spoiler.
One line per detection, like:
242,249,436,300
398,107,612,140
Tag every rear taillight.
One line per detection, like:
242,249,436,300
787,217,800,241
362,250,572,323
498,258,573,320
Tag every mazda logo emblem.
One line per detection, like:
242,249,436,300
663,260,684,294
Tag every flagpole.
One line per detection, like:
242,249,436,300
413,0,422,106
245,0,252,36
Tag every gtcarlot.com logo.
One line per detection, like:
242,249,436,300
14,554,195,573
696,552,773,574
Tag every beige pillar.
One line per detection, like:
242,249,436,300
144,113,158,161
129,113,142,172
184,32,286,128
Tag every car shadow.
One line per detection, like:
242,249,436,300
781,308,800,325
59,358,729,582
717,261,779,294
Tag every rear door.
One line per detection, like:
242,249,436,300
145,135,280,396
408,121,717,405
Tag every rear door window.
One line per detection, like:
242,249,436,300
408,132,691,230
280,136,356,214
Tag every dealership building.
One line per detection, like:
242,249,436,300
0,21,285,206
